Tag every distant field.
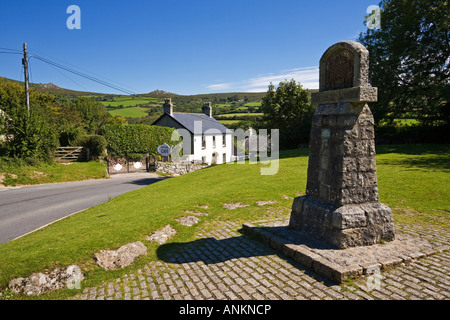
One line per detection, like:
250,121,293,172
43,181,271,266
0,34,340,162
98,93,264,120
101,99,154,107
218,120,241,125
244,102,261,107
217,113,263,118
108,106,149,118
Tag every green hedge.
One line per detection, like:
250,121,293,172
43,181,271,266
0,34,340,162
77,134,108,159
375,124,450,144
103,124,178,157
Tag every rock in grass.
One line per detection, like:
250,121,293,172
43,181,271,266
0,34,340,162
8,265,84,296
175,216,200,226
256,200,277,206
184,210,209,216
146,225,177,244
223,202,249,210
93,241,147,271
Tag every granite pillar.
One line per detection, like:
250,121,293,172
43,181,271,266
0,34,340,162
289,41,395,249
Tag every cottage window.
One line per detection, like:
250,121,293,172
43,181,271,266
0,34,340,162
223,153,227,164
202,135,206,149
222,134,226,147
213,136,216,148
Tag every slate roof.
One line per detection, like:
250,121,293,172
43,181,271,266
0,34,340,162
154,112,231,134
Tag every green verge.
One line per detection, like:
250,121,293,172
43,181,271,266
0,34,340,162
0,144,448,299
0,159,108,187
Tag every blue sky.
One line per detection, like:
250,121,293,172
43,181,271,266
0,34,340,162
0,0,378,95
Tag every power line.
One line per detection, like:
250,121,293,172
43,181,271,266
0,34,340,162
28,56,33,86
42,56,90,92
31,54,137,95
28,47,137,93
1,45,138,95
0,47,24,82
0,51,22,55
0,47,21,53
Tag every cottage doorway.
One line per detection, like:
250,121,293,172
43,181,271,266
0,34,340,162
212,152,218,165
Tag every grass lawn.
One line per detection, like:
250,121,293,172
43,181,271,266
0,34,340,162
0,144,448,299
0,159,108,187
375,144,449,225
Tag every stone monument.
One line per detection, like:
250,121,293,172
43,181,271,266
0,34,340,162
289,41,395,249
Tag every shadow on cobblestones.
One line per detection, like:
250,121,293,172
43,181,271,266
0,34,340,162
156,232,338,287
157,235,275,265
248,226,333,249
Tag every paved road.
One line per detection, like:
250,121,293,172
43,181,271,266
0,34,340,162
0,173,167,244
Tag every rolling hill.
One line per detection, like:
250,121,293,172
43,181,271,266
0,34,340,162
0,76,315,125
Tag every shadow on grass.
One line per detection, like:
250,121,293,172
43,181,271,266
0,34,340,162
375,143,450,156
380,155,450,171
278,148,310,160
277,144,450,164
375,144,450,171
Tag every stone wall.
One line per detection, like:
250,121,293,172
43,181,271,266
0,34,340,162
155,162,207,176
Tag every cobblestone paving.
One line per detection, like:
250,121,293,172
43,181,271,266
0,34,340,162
73,217,450,301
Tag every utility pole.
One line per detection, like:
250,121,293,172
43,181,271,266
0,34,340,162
22,43,30,116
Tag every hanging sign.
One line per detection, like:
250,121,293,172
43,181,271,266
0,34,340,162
157,143,172,157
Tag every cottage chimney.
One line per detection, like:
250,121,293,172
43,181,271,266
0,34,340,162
202,102,212,118
163,98,173,116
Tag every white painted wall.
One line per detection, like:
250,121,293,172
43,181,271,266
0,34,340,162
192,133,232,165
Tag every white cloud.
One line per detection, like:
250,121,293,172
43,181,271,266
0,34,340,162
204,66,319,92
204,83,233,91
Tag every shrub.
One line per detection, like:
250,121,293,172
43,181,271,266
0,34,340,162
59,126,86,147
77,134,107,159
1,106,59,161
375,123,450,144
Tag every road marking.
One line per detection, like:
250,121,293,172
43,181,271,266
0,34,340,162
11,208,87,242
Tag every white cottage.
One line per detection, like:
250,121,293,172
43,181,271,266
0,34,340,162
153,99,233,165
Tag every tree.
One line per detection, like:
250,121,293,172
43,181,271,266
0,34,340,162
261,79,314,149
0,79,59,160
358,0,449,126
1,103,58,161
73,97,111,134
54,103,86,146
107,115,127,125
0,79,24,114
